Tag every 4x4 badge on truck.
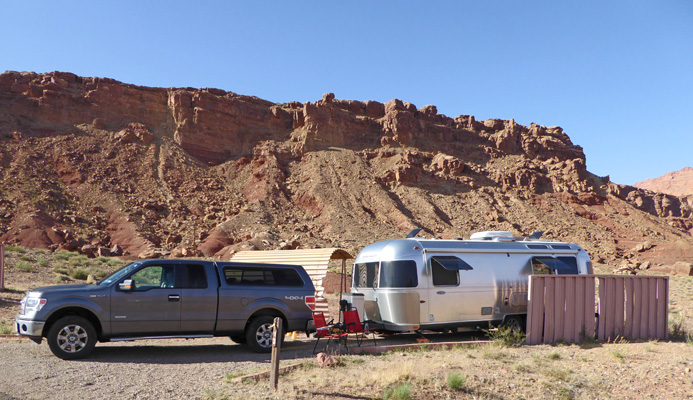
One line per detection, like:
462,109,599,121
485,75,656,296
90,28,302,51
284,296,304,301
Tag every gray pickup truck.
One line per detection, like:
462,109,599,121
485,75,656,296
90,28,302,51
15,259,316,359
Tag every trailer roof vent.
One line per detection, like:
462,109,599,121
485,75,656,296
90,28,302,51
469,231,514,241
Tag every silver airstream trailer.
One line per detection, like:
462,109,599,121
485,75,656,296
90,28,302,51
349,230,592,332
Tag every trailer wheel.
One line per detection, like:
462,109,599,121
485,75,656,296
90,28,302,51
503,316,525,332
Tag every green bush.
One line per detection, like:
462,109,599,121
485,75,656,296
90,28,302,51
6,245,26,253
485,325,526,347
0,320,13,335
446,372,467,391
383,382,412,400
12,261,35,272
54,250,74,260
37,256,50,268
68,255,90,267
69,268,90,280
54,275,71,283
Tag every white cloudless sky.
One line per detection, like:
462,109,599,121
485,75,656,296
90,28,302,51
2,1,691,185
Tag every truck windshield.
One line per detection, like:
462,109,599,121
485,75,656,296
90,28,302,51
98,262,140,286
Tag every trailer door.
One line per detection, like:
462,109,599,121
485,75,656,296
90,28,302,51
427,255,496,324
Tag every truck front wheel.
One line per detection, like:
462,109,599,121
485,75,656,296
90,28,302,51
245,316,281,353
47,316,97,360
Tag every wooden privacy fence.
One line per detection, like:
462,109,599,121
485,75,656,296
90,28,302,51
527,275,669,345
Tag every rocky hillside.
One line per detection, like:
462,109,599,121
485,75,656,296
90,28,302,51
635,167,693,197
0,71,691,267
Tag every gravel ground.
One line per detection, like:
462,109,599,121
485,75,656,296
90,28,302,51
0,336,318,400
0,330,484,400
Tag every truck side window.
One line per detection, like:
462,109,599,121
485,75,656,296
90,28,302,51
181,264,208,289
130,265,175,290
223,267,303,286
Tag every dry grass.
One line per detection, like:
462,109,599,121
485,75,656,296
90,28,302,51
210,340,693,399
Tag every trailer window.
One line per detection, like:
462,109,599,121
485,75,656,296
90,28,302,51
352,262,379,288
431,257,459,286
531,257,577,275
557,257,578,274
380,261,418,288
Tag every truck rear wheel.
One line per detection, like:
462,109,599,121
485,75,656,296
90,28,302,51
245,316,282,353
229,335,246,344
47,316,97,360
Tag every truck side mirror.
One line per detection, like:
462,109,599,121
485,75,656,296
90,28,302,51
119,279,134,291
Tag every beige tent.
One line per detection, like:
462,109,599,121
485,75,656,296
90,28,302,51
230,248,353,319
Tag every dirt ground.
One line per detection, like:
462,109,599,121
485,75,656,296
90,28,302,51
2,255,693,399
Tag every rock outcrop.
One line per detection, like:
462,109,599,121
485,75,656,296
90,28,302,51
0,71,691,266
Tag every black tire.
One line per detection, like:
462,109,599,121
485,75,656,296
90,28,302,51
245,316,282,353
503,315,525,332
229,335,246,344
47,316,97,360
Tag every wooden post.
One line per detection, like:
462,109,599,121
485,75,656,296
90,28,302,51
0,242,4,292
269,317,283,390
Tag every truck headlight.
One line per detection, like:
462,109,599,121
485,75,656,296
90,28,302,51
21,296,47,313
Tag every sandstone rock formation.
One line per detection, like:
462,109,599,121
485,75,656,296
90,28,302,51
634,166,693,197
0,71,691,266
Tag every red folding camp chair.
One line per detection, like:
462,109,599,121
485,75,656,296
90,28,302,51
342,309,377,348
312,311,347,354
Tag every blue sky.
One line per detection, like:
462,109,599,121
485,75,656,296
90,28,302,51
2,1,691,185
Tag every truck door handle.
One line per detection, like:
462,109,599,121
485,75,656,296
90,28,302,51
168,295,180,302
436,291,446,295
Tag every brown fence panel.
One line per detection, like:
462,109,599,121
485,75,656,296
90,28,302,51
527,275,668,344
527,275,596,344
526,276,546,345
597,276,669,341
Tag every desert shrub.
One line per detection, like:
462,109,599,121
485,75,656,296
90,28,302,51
383,382,412,400
542,367,572,382
611,349,627,362
53,265,69,275
669,314,691,340
54,250,74,260
485,325,526,347
446,372,467,391
69,268,89,280
6,245,26,253
12,261,35,272
68,255,90,267
106,259,123,267
55,275,71,283
88,267,109,279
37,256,50,268
547,350,561,360
18,254,34,261
0,320,13,335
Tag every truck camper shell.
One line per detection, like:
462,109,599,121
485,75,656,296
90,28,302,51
350,231,592,332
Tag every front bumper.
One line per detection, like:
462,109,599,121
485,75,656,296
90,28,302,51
15,317,45,340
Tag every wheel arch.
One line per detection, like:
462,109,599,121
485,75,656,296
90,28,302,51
245,308,287,332
43,307,103,339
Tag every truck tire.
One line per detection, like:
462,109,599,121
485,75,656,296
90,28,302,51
229,335,247,344
47,316,97,360
503,315,525,332
245,316,281,353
